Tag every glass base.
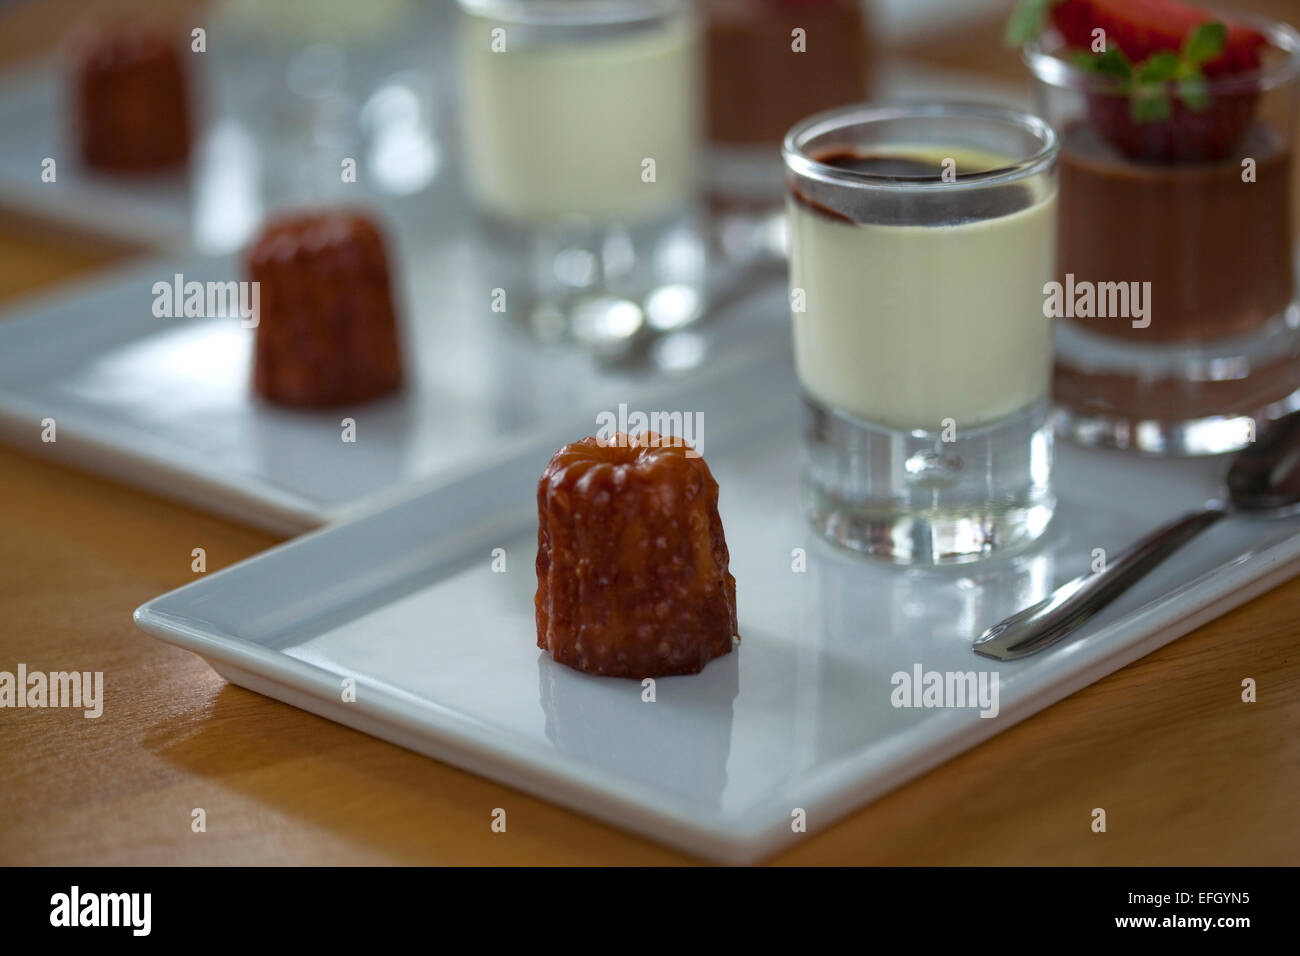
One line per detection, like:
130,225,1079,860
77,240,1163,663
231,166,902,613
1054,306,1300,455
1052,396,1300,456
472,206,708,356
801,397,1055,565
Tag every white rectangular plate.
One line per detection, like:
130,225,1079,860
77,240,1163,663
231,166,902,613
0,239,788,533
135,347,1300,863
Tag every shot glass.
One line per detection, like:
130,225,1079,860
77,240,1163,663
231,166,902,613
457,0,705,348
1027,17,1300,455
783,103,1059,564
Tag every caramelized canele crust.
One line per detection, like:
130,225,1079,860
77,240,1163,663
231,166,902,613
535,433,738,678
245,211,404,408
69,20,192,172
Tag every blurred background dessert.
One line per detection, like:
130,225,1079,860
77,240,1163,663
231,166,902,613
457,0,707,350
703,0,873,267
246,209,405,408
460,0,698,227
704,0,872,200
68,17,193,173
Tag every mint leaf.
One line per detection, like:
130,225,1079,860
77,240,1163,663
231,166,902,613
1074,47,1133,80
1093,47,1134,80
1126,51,1180,123
1179,73,1210,111
1137,51,1184,83
1005,0,1056,46
1183,21,1227,66
1124,40,1219,121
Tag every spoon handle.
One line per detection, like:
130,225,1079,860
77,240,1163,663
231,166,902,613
973,507,1228,661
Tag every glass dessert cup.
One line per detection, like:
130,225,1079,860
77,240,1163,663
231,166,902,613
783,103,1059,565
1027,18,1300,456
457,0,706,350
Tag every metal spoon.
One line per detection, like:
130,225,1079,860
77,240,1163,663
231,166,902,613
973,409,1300,661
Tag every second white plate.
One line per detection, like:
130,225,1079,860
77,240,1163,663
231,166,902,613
0,241,788,532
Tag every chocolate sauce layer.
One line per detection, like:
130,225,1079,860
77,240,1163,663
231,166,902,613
789,148,1037,226
705,0,870,147
1058,121,1294,342
810,151,948,179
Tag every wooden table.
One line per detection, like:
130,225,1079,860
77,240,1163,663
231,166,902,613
1,0,1297,866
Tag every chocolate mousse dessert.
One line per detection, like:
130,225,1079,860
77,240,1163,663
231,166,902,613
704,0,870,209
705,0,870,149
1014,0,1300,452
1058,122,1292,343
1025,0,1291,342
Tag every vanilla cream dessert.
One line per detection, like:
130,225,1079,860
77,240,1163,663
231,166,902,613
459,2,699,225
788,146,1056,431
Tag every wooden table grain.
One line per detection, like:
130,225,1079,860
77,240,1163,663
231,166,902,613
1,0,1297,866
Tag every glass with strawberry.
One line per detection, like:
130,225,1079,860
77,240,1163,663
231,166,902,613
1011,0,1300,454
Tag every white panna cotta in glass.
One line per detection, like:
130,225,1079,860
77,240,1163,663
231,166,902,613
788,145,1056,431
783,104,1060,564
459,0,699,225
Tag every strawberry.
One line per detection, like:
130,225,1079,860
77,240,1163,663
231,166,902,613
1007,0,1270,163
1048,0,1267,75
1079,21,1262,162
